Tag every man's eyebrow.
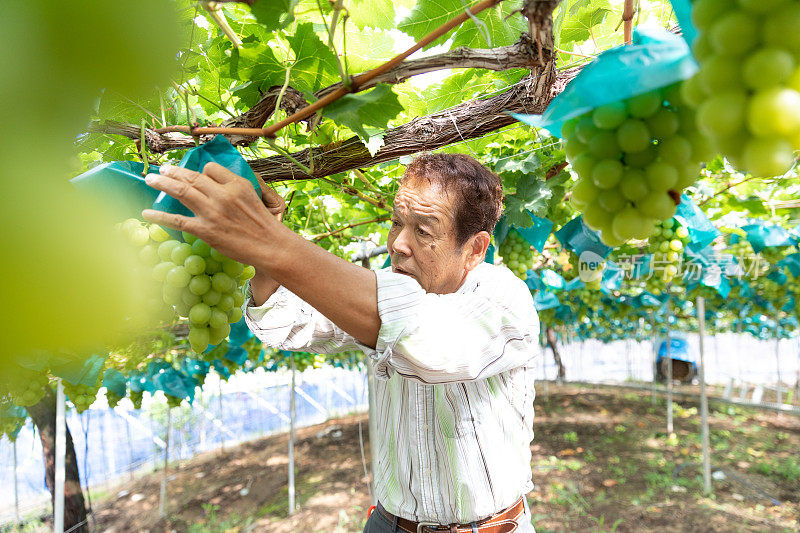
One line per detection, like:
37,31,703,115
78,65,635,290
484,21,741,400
393,209,440,225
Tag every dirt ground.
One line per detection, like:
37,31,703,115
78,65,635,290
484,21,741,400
84,383,799,532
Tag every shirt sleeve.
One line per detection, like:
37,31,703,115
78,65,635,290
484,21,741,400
244,284,365,354
371,266,540,384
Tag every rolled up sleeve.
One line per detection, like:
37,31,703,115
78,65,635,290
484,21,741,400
371,267,540,384
244,285,364,354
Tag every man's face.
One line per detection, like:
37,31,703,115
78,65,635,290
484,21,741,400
387,178,473,294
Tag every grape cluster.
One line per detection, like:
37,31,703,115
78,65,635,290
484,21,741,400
130,390,144,410
0,402,26,442
684,0,800,176
105,390,125,408
119,219,255,354
0,366,49,407
63,376,102,413
498,229,536,279
564,84,709,246
648,219,690,283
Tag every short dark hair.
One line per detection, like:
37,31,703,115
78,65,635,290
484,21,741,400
401,153,504,247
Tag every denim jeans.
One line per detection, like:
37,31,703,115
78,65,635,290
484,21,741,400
362,499,536,533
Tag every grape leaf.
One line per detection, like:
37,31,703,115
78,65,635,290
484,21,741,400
559,0,611,48
399,0,525,50
349,0,396,29
289,23,340,94
324,84,403,155
251,0,299,31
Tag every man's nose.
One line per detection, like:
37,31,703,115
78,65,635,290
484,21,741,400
391,227,412,256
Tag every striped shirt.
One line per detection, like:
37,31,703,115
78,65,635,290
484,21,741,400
245,262,540,524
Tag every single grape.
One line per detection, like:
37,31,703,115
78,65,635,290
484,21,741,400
669,239,684,252
644,162,678,191
158,240,181,261
657,136,692,165
162,284,183,306
611,207,642,241
638,192,677,220
742,137,795,176
589,130,622,159
627,91,662,118
211,272,235,294
583,202,614,231
617,119,651,153
130,226,150,247
152,261,176,282
575,117,600,144
189,303,212,325
184,255,206,275
202,289,222,306
592,159,624,189
571,152,598,178
747,87,800,136
188,327,210,354
182,288,202,307
696,91,746,138
763,3,800,51
217,294,235,312
189,274,212,296
240,265,256,281
597,189,626,212
210,248,226,262
675,226,689,239
139,244,160,266
692,0,729,30
646,108,680,139
205,257,222,275
232,290,245,307
209,324,231,345
710,11,757,56
742,48,795,89
222,258,244,278
149,225,170,242
191,238,211,257
620,169,649,201
592,101,628,129
228,307,244,324
165,266,191,288
170,242,193,265
571,177,601,205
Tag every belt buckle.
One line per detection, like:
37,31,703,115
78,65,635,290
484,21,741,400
416,522,439,533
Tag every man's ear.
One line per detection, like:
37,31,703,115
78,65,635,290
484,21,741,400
465,231,491,271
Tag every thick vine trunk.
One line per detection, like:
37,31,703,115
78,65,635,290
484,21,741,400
545,326,566,381
26,387,88,533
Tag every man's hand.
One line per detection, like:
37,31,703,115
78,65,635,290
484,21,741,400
142,163,281,267
142,161,380,348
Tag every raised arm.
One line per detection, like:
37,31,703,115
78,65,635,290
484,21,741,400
142,162,381,348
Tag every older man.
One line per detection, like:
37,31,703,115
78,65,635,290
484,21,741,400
144,152,539,533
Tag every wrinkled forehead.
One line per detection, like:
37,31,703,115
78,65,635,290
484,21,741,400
394,177,456,222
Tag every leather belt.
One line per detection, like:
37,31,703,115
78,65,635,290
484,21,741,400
376,497,525,533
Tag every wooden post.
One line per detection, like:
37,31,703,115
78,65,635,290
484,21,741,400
288,355,297,516
54,379,66,533
158,408,172,518
697,297,711,495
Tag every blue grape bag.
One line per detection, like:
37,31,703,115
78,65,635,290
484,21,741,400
511,27,698,138
72,135,262,221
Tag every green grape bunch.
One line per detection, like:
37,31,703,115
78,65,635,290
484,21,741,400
63,374,103,413
564,83,710,246
0,365,50,407
118,219,255,355
683,0,800,176
129,390,144,410
498,229,537,280
648,218,690,283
